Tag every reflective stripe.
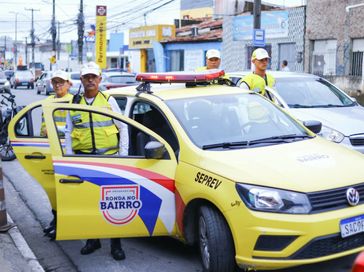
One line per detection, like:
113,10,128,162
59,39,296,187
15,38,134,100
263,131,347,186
54,116,66,122
73,120,114,129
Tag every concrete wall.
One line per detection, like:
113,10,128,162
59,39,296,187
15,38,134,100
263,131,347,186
305,0,364,75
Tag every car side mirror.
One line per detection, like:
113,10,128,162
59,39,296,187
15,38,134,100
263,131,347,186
303,120,322,134
144,141,167,159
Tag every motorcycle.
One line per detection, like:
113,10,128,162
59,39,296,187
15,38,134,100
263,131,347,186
0,88,24,161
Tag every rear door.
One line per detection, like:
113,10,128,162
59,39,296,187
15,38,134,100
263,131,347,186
8,101,57,209
42,103,177,240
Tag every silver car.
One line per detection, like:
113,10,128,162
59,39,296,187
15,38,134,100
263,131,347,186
35,71,53,95
228,71,364,153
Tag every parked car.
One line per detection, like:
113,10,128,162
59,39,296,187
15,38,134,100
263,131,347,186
0,71,10,93
4,70,14,81
69,71,83,95
11,70,34,89
9,70,364,271
35,71,54,95
228,71,364,153
99,72,137,90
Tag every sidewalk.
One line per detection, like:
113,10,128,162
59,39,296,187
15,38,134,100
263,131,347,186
0,214,44,272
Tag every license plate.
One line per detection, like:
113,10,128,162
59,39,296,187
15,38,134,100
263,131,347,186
340,214,364,238
21,82,27,85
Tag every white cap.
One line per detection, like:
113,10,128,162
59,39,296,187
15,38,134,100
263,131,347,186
206,49,221,60
51,70,69,81
81,62,101,76
251,48,270,60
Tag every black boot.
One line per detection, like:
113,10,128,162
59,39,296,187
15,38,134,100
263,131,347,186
110,238,125,260
43,210,57,240
80,239,101,255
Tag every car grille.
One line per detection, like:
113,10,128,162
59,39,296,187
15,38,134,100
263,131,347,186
350,135,364,146
290,233,364,259
308,183,364,213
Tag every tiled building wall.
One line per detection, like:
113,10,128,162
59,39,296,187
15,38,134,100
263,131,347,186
222,7,305,72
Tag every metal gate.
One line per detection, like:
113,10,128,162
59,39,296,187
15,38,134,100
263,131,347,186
278,43,296,71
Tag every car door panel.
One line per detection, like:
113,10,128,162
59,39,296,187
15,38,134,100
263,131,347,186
42,103,177,240
9,103,57,209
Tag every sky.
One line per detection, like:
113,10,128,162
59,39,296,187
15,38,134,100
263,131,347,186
0,0,305,44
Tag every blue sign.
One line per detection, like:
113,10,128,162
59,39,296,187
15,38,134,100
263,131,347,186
233,11,288,41
253,29,265,47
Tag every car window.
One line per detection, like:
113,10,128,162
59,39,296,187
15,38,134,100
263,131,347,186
109,76,136,84
55,108,168,158
275,78,354,107
115,97,127,114
14,106,43,137
130,102,179,154
167,93,309,148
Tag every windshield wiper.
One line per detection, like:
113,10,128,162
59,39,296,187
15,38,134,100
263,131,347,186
288,104,316,108
248,134,313,145
320,104,354,108
202,141,249,150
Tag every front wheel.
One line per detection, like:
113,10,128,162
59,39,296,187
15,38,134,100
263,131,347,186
0,143,16,161
198,206,236,272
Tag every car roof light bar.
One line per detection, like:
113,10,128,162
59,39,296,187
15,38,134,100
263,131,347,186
136,69,225,83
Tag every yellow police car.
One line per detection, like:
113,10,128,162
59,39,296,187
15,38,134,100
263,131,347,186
9,70,364,271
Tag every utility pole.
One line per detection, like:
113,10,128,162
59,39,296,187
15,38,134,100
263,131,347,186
253,0,261,30
25,37,28,65
57,21,60,60
10,12,18,68
51,0,56,70
77,0,84,64
25,8,39,75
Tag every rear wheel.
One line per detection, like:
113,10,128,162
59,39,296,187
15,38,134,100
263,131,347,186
198,206,236,272
0,143,16,161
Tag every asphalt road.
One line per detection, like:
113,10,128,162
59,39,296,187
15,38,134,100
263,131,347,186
2,87,361,271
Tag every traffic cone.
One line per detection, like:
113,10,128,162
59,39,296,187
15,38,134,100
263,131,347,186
0,165,13,232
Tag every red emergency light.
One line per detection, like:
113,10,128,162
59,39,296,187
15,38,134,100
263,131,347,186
136,69,225,83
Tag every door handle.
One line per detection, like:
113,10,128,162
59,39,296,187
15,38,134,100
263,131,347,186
24,154,46,160
59,178,84,184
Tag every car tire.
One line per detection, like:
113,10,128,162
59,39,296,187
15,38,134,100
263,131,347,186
14,84,17,89
198,206,235,272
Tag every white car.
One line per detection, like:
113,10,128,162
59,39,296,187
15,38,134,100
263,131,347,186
69,71,83,95
228,71,364,153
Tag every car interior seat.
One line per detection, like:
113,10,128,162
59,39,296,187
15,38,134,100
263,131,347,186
246,101,278,139
136,109,178,157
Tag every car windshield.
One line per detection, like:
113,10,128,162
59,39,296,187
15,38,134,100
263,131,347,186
275,77,355,108
167,93,311,149
108,75,136,84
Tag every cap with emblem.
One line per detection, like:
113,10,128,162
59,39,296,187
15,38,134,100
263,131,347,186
251,48,270,60
206,49,221,60
51,70,69,81
81,62,101,76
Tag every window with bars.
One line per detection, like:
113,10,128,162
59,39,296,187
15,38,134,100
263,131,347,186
351,51,363,76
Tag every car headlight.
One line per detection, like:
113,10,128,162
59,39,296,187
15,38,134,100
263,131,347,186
4,81,10,87
236,184,311,214
319,125,345,143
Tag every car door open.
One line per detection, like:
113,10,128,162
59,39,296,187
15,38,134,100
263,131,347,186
42,103,177,240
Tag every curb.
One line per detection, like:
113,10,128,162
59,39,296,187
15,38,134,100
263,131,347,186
7,214,45,272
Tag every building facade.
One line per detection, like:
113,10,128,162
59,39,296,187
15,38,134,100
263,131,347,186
222,6,306,72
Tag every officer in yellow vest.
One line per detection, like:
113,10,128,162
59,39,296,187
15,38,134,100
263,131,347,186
40,70,73,137
240,48,275,96
65,61,128,261
195,49,221,71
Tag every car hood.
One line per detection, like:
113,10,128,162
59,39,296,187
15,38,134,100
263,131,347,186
288,106,364,136
192,137,364,192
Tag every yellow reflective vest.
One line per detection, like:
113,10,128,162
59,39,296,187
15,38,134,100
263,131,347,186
241,73,275,96
70,92,119,155
195,66,207,72
40,93,73,137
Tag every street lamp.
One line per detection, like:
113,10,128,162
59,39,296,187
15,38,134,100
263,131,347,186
9,11,18,69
